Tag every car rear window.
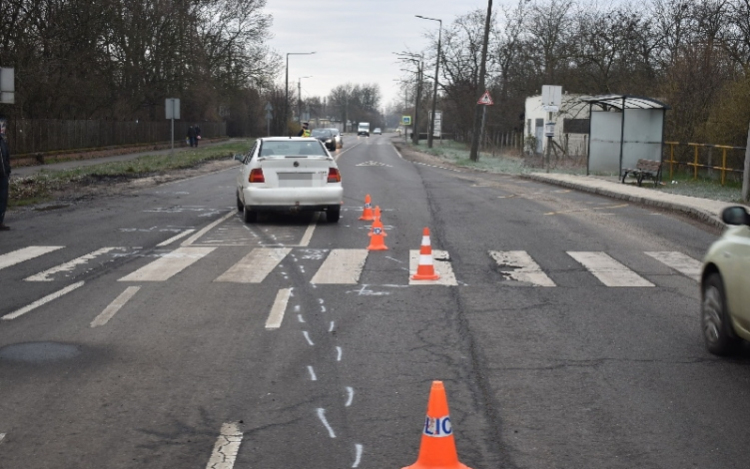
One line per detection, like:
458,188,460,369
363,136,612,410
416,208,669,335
259,141,327,157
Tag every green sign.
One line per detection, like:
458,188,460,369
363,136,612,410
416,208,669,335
401,115,412,126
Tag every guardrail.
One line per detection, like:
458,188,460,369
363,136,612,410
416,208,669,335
664,141,746,185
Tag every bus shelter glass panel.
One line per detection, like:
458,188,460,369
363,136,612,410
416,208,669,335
588,111,622,174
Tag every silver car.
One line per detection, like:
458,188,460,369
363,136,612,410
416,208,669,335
234,137,344,223
701,206,750,355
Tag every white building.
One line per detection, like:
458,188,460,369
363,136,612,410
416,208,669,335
524,94,590,157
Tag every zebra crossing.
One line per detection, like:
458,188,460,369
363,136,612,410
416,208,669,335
1,244,704,288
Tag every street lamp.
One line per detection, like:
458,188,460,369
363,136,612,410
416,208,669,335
285,52,315,134
416,15,442,148
298,76,312,125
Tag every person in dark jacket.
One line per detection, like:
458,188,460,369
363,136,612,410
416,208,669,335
186,125,197,147
0,119,11,231
194,124,201,146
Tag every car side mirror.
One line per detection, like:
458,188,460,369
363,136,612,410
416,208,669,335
233,153,244,162
721,206,750,226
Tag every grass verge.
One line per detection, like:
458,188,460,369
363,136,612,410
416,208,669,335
9,140,254,207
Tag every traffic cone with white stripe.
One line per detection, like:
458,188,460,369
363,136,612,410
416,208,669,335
367,206,388,251
359,194,375,221
411,227,440,280
401,381,472,469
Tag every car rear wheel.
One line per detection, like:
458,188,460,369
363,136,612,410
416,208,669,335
702,273,740,355
243,205,258,223
327,206,340,223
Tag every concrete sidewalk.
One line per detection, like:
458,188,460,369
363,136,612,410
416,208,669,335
524,172,734,229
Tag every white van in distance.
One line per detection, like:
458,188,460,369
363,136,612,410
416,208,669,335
357,122,370,137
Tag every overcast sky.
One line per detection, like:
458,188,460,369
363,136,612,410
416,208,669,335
264,0,505,110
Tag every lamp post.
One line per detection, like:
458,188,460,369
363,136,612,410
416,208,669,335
298,76,312,125
416,15,442,148
285,52,315,134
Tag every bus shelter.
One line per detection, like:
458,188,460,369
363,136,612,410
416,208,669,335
581,95,669,176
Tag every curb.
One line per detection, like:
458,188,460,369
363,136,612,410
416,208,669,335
521,173,727,230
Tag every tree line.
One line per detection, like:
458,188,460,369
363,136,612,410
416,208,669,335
399,0,750,147
0,0,279,136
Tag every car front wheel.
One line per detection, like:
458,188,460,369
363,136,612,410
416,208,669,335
702,272,740,355
327,206,340,223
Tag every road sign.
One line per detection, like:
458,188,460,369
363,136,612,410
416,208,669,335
264,102,273,112
402,115,412,126
1,67,15,104
430,110,442,137
265,111,273,120
477,90,494,105
165,98,180,119
541,85,562,107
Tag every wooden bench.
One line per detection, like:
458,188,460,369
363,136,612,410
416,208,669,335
621,159,662,187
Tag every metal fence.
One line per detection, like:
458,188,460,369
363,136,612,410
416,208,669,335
664,141,747,185
6,119,227,156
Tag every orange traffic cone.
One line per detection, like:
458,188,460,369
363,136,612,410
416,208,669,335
373,205,382,222
402,381,472,469
359,194,375,221
411,227,440,280
367,207,388,251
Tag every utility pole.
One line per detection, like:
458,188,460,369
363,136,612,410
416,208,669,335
413,61,423,145
469,0,493,162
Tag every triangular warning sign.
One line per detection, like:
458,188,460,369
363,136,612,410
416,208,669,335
477,90,494,105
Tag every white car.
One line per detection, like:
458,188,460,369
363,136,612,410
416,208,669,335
234,137,343,223
373,128,382,135
701,206,750,355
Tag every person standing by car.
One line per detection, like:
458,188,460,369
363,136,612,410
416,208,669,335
298,122,311,137
186,125,197,147
0,117,11,231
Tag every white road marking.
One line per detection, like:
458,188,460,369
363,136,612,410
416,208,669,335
156,229,196,247
568,251,655,287
119,247,215,282
0,246,64,271
182,211,235,246
336,346,342,361
311,249,368,285
298,215,318,247
316,408,336,438
645,251,702,282
214,248,290,283
489,250,556,287
345,387,354,407
2,281,85,321
91,286,140,327
321,305,327,312
408,249,458,286
25,247,124,281
265,288,292,330
297,314,305,323
0,433,5,444
329,321,335,332
347,284,392,296
205,422,243,469
352,443,363,468
303,331,314,346
307,366,317,381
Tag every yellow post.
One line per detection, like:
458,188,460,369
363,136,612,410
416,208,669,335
694,145,699,180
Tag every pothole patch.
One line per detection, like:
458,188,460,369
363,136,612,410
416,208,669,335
0,342,81,363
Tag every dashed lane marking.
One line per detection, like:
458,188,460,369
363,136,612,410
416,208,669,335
265,288,292,330
568,251,655,287
91,286,140,327
0,246,64,272
205,422,243,469
2,281,85,321
118,247,215,282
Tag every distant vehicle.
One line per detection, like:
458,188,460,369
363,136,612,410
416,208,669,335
326,128,343,149
701,206,750,355
234,137,343,223
373,128,382,135
311,128,338,151
357,122,370,137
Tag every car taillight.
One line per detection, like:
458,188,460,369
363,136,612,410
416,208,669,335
249,168,265,183
327,168,341,183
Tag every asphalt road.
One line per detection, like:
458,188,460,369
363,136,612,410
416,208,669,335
1,133,747,469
